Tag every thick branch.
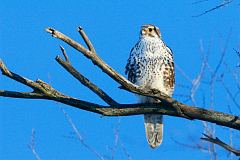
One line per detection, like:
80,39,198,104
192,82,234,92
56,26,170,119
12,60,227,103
0,90,47,99
201,134,240,156
1,58,240,130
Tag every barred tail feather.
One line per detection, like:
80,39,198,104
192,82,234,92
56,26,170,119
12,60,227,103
144,114,163,148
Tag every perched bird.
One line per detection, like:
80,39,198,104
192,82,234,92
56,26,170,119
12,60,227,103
125,24,175,148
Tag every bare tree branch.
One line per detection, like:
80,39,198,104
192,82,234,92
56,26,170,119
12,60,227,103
56,47,118,106
45,27,192,119
201,134,240,156
1,59,240,130
1,27,240,135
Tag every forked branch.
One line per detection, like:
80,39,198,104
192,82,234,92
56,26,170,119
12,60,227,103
201,134,240,156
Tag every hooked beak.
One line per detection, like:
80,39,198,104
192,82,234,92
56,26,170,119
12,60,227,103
140,28,147,35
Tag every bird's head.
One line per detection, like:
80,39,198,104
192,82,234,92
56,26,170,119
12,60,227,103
140,24,161,38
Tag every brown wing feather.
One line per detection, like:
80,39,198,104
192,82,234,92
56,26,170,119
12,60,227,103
163,46,175,94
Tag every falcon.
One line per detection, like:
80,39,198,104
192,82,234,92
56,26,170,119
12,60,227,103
125,24,175,148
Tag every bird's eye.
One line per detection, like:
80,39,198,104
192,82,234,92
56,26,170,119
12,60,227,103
148,28,153,32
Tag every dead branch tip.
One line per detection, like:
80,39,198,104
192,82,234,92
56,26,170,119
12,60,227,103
45,27,55,33
45,27,57,37
78,26,83,31
59,45,69,62
0,60,11,76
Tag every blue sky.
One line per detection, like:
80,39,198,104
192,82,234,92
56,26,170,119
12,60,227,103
0,0,240,160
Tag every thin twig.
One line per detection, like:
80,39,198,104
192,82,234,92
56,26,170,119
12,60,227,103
28,129,41,160
171,137,208,151
175,64,192,83
219,75,240,110
223,61,240,90
203,122,217,160
201,134,240,157
228,128,233,158
119,139,132,160
212,29,231,79
61,108,105,160
108,118,120,160
192,0,209,5
78,26,96,53
193,0,233,17
60,45,69,62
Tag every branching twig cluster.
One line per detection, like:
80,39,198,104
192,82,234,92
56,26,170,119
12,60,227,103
172,37,239,157
61,107,105,160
